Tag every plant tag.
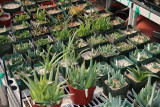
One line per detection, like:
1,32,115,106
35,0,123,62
85,89,88,98
116,60,118,66
137,52,140,61
148,44,150,50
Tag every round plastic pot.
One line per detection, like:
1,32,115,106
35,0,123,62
2,1,21,15
103,82,129,99
67,83,96,105
0,13,11,27
0,0,13,4
31,99,62,107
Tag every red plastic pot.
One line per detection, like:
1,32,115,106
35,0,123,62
13,11,26,16
67,83,96,105
41,1,57,9
1,0,13,4
0,13,11,27
31,99,62,107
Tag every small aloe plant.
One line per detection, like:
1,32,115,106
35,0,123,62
131,49,149,61
145,43,160,54
133,76,160,107
47,41,63,54
87,34,107,45
105,71,127,89
101,93,129,107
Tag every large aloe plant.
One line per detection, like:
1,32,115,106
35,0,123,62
20,66,71,106
67,58,97,90
133,76,160,107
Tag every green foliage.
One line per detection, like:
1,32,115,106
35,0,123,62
15,13,29,22
92,16,112,32
0,35,11,44
116,42,134,51
15,30,30,39
127,65,157,82
76,20,93,37
105,71,126,89
10,55,23,65
34,9,46,21
131,49,148,61
73,39,87,49
98,44,117,57
20,66,71,106
27,49,42,59
13,64,32,75
47,41,63,54
88,34,107,45
14,42,31,51
101,93,129,107
145,43,160,54
133,76,160,107
36,38,49,46
67,58,98,90
22,21,29,27
108,32,125,40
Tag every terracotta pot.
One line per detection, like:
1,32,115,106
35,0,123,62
67,83,96,105
31,99,62,107
0,13,11,27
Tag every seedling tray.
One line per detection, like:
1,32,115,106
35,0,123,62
105,29,127,44
110,55,134,72
128,32,150,49
129,49,152,65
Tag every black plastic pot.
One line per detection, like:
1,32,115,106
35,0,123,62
103,81,129,99
13,29,32,41
13,12,31,23
0,25,9,35
128,32,150,49
125,74,147,93
11,21,30,32
111,17,125,29
2,1,21,15
0,35,13,57
31,26,50,38
105,29,127,44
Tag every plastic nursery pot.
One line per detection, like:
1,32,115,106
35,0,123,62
110,55,134,73
0,25,9,35
13,11,31,23
129,49,152,65
110,17,125,29
141,58,160,77
41,1,57,9
119,25,140,37
21,0,36,7
144,42,160,57
84,6,99,14
11,21,30,32
0,35,13,57
31,19,50,28
67,83,96,105
105,29,127,44
103,81,129,99
13,29,32,41
128,32,150,49
36,0,51,4
31,98,62,107
31,26,50,38
0,13,12,27
2,1,21,15
125,74,148,93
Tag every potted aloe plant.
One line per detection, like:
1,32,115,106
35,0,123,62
25,4,40,16
133,76,160,107
110,55,134,72
126,65,157,93
66,58,98,105
97,44,119,62
0,34,13,57
115,40,136,55
105,29,126,44
12,21,30,32
100,93,132,107
76,20,93,39
31,9,50,27
26,49,43,67
13,12,30,23
144,42,160,57
111,17,125,29
13,30,31,41
142,58,160,77
128,33,150,48
86,34,108,48
96,62,114,87
91,16,113,34
103,71,129,99
20,65,71,107
129,49,152,65
69,4,86,17
49,22,65,32
68,17,82,28
31,26,50,37
121,25,139,37
0,25,8,35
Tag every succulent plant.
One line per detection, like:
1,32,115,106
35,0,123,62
88,34,107,45
0,35,11,44
47,41,63,54
145,43,160,54
131,49,149,61
133,76,160,107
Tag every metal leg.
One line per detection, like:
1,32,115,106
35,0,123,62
106,0,112,10
132,12,138,26
128,3,134,25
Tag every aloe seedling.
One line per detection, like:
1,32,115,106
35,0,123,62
97,44,117,57
27,49,42,60
20,66,71,106
14,42,31,51
116,41,134,51
129,34,149,44
88,34,107,45
15,30,30,39
133,76,160,107
101,93,129,107
145,43,160,54
13,64,32,76
108,32,125,40
0,35,11,44
127,65,157,82
35,38,50,46
14,13,29,22
131,49,149,61
47,41,63,54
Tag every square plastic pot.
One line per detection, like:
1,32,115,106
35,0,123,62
111,17,125,29
0,13,12,27
0,25,9,35
11,21,30,32
13,11,31,23
41,1,57,9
